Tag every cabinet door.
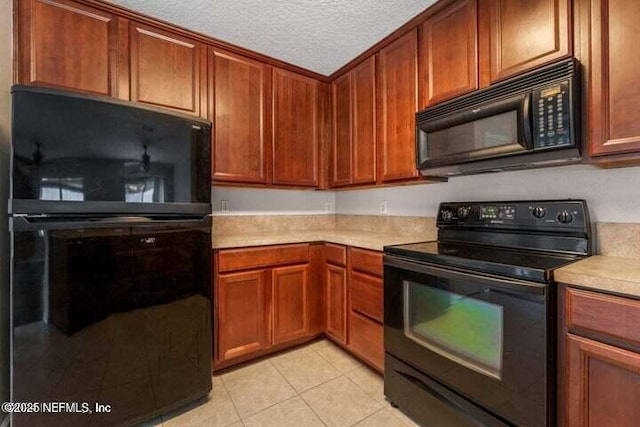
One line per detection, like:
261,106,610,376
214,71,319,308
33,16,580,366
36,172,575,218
129,22,206,116
272,265,309,345
217,270,269,361
211,49,271,184
566,334,640,427
325,264,347,344
420,0,478,107
272,69,319,186
331,72,353,187
377,30,419,183
479,0,570,84
15,0,120,96
585,0,640,157
349,312,384,372
352,57,377,185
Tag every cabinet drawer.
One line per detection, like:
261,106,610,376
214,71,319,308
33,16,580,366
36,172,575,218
566,287,640,348
218,244,309,273
349,312,384,372
350,271,383,322
325,243,347,266
350,248,383,277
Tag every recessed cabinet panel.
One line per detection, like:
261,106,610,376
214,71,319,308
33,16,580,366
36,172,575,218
217,270,268,361
566,334,640,427
272,69,319,186
481,0,570,83
326,263,347,344
272,265,309,344
587,0,640,157
130,22,205,115
352,57,377,185
17,0,118,96
211,50,271,183
332,73,353,186
377,30,419,183
420,0,478,106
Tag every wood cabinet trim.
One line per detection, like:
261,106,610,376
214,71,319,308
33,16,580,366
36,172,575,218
272,265,309,344
566,287,640,350
566,333,640,427
483,0,571,83
129,21,205,115
419,0,478,107
272,67,320,187
209,47,272,184
376,29,419,183
17,0,120,96
218,244,310,273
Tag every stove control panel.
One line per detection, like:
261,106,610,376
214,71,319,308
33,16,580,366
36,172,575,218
437,200,590,231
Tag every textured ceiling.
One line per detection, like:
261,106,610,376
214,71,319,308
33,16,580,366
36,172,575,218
106,0,438,75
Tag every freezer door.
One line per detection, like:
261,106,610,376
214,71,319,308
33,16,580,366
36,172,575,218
10,216,212,426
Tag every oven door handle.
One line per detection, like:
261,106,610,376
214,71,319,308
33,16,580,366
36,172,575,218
384,256,547,297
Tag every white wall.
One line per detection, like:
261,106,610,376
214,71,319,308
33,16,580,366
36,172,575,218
336,164,640,223
0,0,12,411
212,186,336,214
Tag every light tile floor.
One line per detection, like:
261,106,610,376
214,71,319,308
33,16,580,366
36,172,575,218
153,339,421,427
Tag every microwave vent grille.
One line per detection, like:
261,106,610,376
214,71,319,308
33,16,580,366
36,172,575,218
416,58,577,122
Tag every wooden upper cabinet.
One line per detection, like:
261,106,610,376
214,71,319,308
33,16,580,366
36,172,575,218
129,22,206,116
272,69,319,187
419,0,478,107
479,0,571,85
332,72,353,187
377,30,419,183
331,56,376,188
272,265,309,345
351,57,377,185
210,49,271,184
15,0,120,96
583,0,640,158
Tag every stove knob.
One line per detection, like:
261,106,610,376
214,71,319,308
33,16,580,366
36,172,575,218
457,206,471,220
557,211,573,224
441,209,454,222
532,207,547,219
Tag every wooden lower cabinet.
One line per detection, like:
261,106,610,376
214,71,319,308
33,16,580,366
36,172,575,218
214,244,322,367
347,247,384,372
349,312,384,371
325,263,347,344
272,265,309,345
215,243,384,372
217,270,269,361
562,286,640,426
566,334,640,427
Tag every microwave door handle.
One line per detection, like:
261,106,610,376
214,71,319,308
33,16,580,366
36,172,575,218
520,93,533,149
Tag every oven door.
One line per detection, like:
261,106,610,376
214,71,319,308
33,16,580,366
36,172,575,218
384,255,552,427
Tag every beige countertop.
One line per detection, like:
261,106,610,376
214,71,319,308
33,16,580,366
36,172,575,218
555,255,640,299
213,229,427,251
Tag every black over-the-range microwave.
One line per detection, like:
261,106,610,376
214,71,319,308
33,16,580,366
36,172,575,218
416,58,580,177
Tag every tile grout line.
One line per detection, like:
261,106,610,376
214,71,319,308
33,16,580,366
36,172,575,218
217,374,246,425
264,354,329,426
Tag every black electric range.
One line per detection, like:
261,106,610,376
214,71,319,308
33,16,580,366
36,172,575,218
383,200,593,427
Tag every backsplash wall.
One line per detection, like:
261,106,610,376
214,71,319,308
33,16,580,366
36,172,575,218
335,164,640,223
212,186,336,214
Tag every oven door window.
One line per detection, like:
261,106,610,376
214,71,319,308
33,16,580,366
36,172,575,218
403,281,503,379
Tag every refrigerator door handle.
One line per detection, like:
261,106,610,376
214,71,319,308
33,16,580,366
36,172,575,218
10,215,211,232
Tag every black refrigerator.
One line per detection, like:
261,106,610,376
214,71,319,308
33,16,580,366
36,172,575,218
9,86,213,426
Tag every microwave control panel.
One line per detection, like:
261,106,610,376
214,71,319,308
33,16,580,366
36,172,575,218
532,81,572,149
